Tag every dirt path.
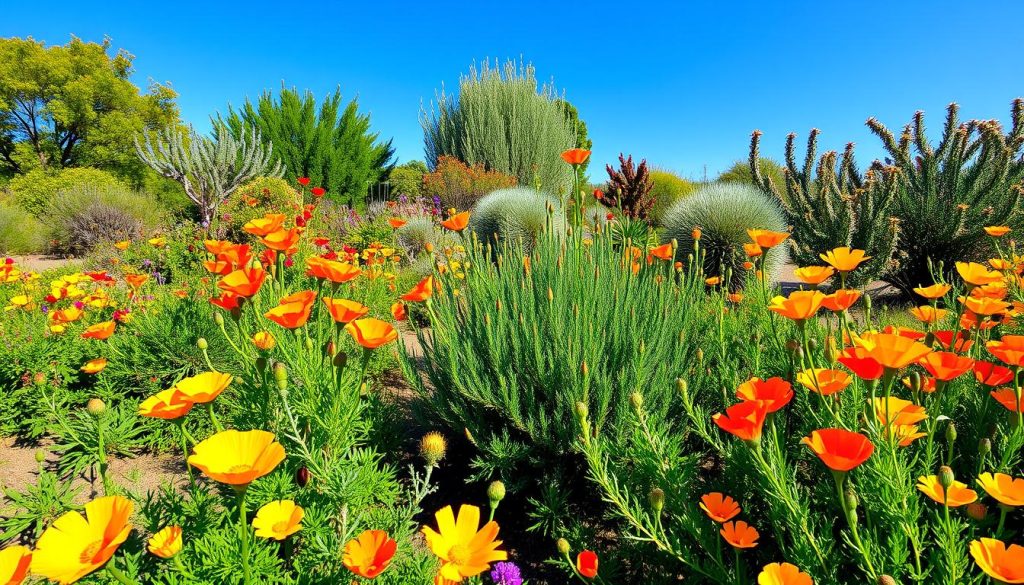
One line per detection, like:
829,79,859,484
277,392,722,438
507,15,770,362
6,255,80,274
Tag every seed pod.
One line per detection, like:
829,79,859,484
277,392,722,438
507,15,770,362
273,362,288,391
295,466,310,488
213,312,224,326
197,337,208,350
946,422,957,443
86,398,106,417
877,576,896,585
487,481,506,507
556,538,571,555
979,437,992,456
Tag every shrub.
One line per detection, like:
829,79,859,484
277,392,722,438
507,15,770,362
663,183,787,289
600,154,654,220
719,157,785,189
45,183,163,256
6,167,126,216
648,169,698,226
422,59,578,193
422,155,517,210
0,202,46,254
469,187,564,251
217,176,302,240
396,216,446,258
389,161,428,197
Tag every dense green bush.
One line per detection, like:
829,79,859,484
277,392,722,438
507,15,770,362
6,167,127,216
0,202,46,254
663,183,787,289
217,176,302,240
422,59,578,194
422,155,517,210
648,169,698,226
389,160,428,197
45,183,164,256
719,157,785,189
469,187,564,251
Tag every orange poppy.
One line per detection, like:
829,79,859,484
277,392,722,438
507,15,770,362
917,475,978,507
934,330,973,353
440,211,471,232
401,275,435,302
260,228,302,252
203,259,232,275
767,290,825,322
872,397,928,428
576,549,599,578
910,305,947,324
757,562,813,585
735,377,793,412
802,428,874,472
30,495,133,584
990,388,1024,413
970,538,1024,583
699,492,741,523
793,266,835,286
560,148,591,165
975,361,1016,386
720,521,759,549
204,239,234,255
920,351,974,381
747,229,789,249
210,292,240,311
712,400,768,443
391,302,407,321
853,332,931,370
243,213,286,237
988,335,1024,367
388,218,408,229
187,429,285,486
217,267,267,298
914,283,951,299
963,296,1010,317
821,289,861,312
265,290,317,329
796,368,852,396
820,247,871,272
903,375,937,394
976,473,1024,507
80,358,108,375
138,389,195,420
984,226,1012,237
343,530,397,579
744,243,763,257
0,545,31,585
81,321,116,340
346,318,399,349
322,298,370,324
957,261,1003,287
306,257,361,284
125,273,149,289
252,331,276,350
648,243,673,261
705,276,722,286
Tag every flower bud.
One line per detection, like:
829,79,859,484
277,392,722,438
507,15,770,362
946,422,957,443
807,338,818,353
273,362,288,391
333,351,347,369
877,576,896,585
785,339,800,353
304,337,314,352
556,538,571,555
844,486,859,513
295,466,310,488
696,348,704,363
326,341,336,357
213,312,224,326
907,371,921,392
692,228,702,241
197,337,208,350
86,398,106,417
649,487,665,512
420,432,447,467
34,450,47,464
487,481,506,507
979,437,992,456
464,427,476,445
33,372,46,387
938,465,955,490
967,502,987,521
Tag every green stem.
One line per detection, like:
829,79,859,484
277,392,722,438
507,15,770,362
176,420,196,490
996,506,1008,538
96,415,111,496
206,402,224,432
105,562,140,585
833,471,877,579
236,487,252,585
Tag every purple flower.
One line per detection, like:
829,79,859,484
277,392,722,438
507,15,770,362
490,561,523,585
40,305,49,314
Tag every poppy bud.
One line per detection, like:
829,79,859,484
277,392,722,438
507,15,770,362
575,402,589,421
333,351,347,369
295,466,310,488
793,346,805,361
785,339,800,353
907,371,922,392
979,437,991,456
967,502,987,521
877,576,896,585
946,422,957,443
547,287,553,302
864,294,872,311
556,538,571,555
34,450,46,464
33,372,46,387
273,362,288,391
844,486,858,513
326,341,336,357
649,487,665,512
938,465,955,489
197,337,208,350
86,398,106,417
692,228,702,241
213,312,224,326
630,391,644,413
807,338,818,352
424,242,434,253
420,432,447,467
488,481,506,507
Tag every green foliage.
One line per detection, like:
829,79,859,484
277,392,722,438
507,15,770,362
0,36,178,183
663,183,787,289
719,157,785,189
422,59,578,194
45,182,164,256
6,166,126,216
468,187,564,251
216,86,395,206
751,129,900,287
0,467,80,542
422,155,518,210
216,176,302,241
867,100,1024,293
648,169,698,226
601,154,655,220
0,201,46,253
389,161,427,197
396,216,449,258
557,99,593,175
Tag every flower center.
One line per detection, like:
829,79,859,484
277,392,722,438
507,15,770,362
227,464,251,474
79,540,103,564
447,543,472,565
272,521,290,534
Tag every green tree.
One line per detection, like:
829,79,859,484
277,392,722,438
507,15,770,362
557,99,592,175
0,36,178,183
216,86,395,206
389,160,428,197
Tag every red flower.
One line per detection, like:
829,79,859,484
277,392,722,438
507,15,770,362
974,361,1016,386
838,347,884,381
712,400,769,443
311,187,326,197
576,550,598,578
735,377,793,412
297,177,310,186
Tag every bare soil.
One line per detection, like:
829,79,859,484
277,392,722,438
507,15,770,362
6,255,80,274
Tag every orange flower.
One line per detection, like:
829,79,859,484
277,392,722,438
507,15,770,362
188,429,285,486
796,368,852,396
217,267,267,298
920,351,974,381
343,530,397,579
125,273,148,289
705,276,722,286
81,321,116,340
977,473,1024,507
914,283,951,299
820,247,871,272
720,521,759,549
821,289,861,312
984,226,1012,237
243,213,286,236
252,331,276,350
917,475,978,507
322,298,370,324
735,377,793,412
873,397,928,429
204,239,234,255
648,243,673,261
30,495,133,584
727,292,744,303
970,538,1024,583
767,290,824,322
957,261,1003,287
260,228,302,252
747,229,789,249
401,275,435,302
935,330,973,352
389,217,408,229
265,290,317,329
173,371,233,404
699,492,741,523
306,257,361,284
990,388,1024,413
560,148,591,166
802,428,874,472
440,211,471,232
793,265,834,285
743,243,763,258
80,358,108,375
757,563,813,585
712,400,768,443
139,389,195,419
975,361,1016,386
853,332,931,370
988,335,1024,367
963,296,1010,317
576,549,598,578
910,305,947,324
0,545,31,585
391,302,407,321
346,318,398,349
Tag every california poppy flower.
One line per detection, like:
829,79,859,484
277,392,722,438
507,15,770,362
204,239,233,255
210,292,240,311
853,332,931,370
81,358,107,375
389,218,408,229
802,428,874,472
910,305,947,324
297,177,310,186
647,243,673,261
767,290,825,322
796,368,852,395
173,371,233,403
81,321,116,340
148,525,182,559
125,273,149,289
31,495,133,584
934,330,973,353
917,475,978,507
735,377,793,412
252,500,304,540
402,275,435,302
306,257,361,284
914,283,951,299
138,389,194,420
820,247,871,272
957,261,1004,287
984,226,1012,237
576,550,598,578
793,265,835,285
560,148,591,166
720,521,759,549
422,504,507,582
974,361,1016,386
260,228,302,252
977,473,1024,507
821,289,861,312
920,351,974,381
0,545,31,584
963,296,1011,317
757,562,813,585
744,243,763,258
114,240,130,250
323,298,370,324
872,397,927,427
705,276,722,286
343,530,397,578
699,492,741,523
346,318,398,349
712,400,769,443
391,302,407,321
265,290,317,329
969,538,1024,583
188,429,285,486
987,335,1024,367
217,267,267,298
243,213,287,237
747,229,789,249
990,388,1024,413
251,331,276,350
441,211,471,232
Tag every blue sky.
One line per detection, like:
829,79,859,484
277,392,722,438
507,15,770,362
3,1,1023,181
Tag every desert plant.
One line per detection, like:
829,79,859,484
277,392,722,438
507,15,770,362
469,187,564,251
421,155,517,210
751,129,901,286
6,167,127,216
45,183,163,255
0,201,46,253
136,125,283,226
422,59,578,193
663,183,787,289
601,154,654,220
648,169,698,226
867,100,1024,293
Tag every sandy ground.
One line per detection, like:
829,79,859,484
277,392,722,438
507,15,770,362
6,255,80,273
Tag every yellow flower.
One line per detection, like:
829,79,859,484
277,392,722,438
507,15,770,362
252,500,304,540
0,545,32,585
187,429,285,486
917,475,978,507
758,562,813,585
172,371,233,403
251,331,276,350
820,247,871,272
148,526,182,559
977,472,1024,507
148,236,167,247
114,241,130,250
793,265,835,285
31,495,133,584
80,358,108,375
422,504,507,581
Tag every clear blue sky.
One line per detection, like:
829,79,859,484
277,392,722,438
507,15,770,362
3,0,1022,181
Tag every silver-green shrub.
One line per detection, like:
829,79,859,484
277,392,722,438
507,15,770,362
396,216,454,258
421,59,577,194
648,169,698,227
469,187,563,251
663,183,787,289
0,201,46,254
45,183,163,255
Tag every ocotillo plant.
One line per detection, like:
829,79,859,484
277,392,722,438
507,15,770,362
750,129,901,286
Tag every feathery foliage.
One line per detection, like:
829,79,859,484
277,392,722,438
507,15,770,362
422,155,517,210
469,187,564,252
